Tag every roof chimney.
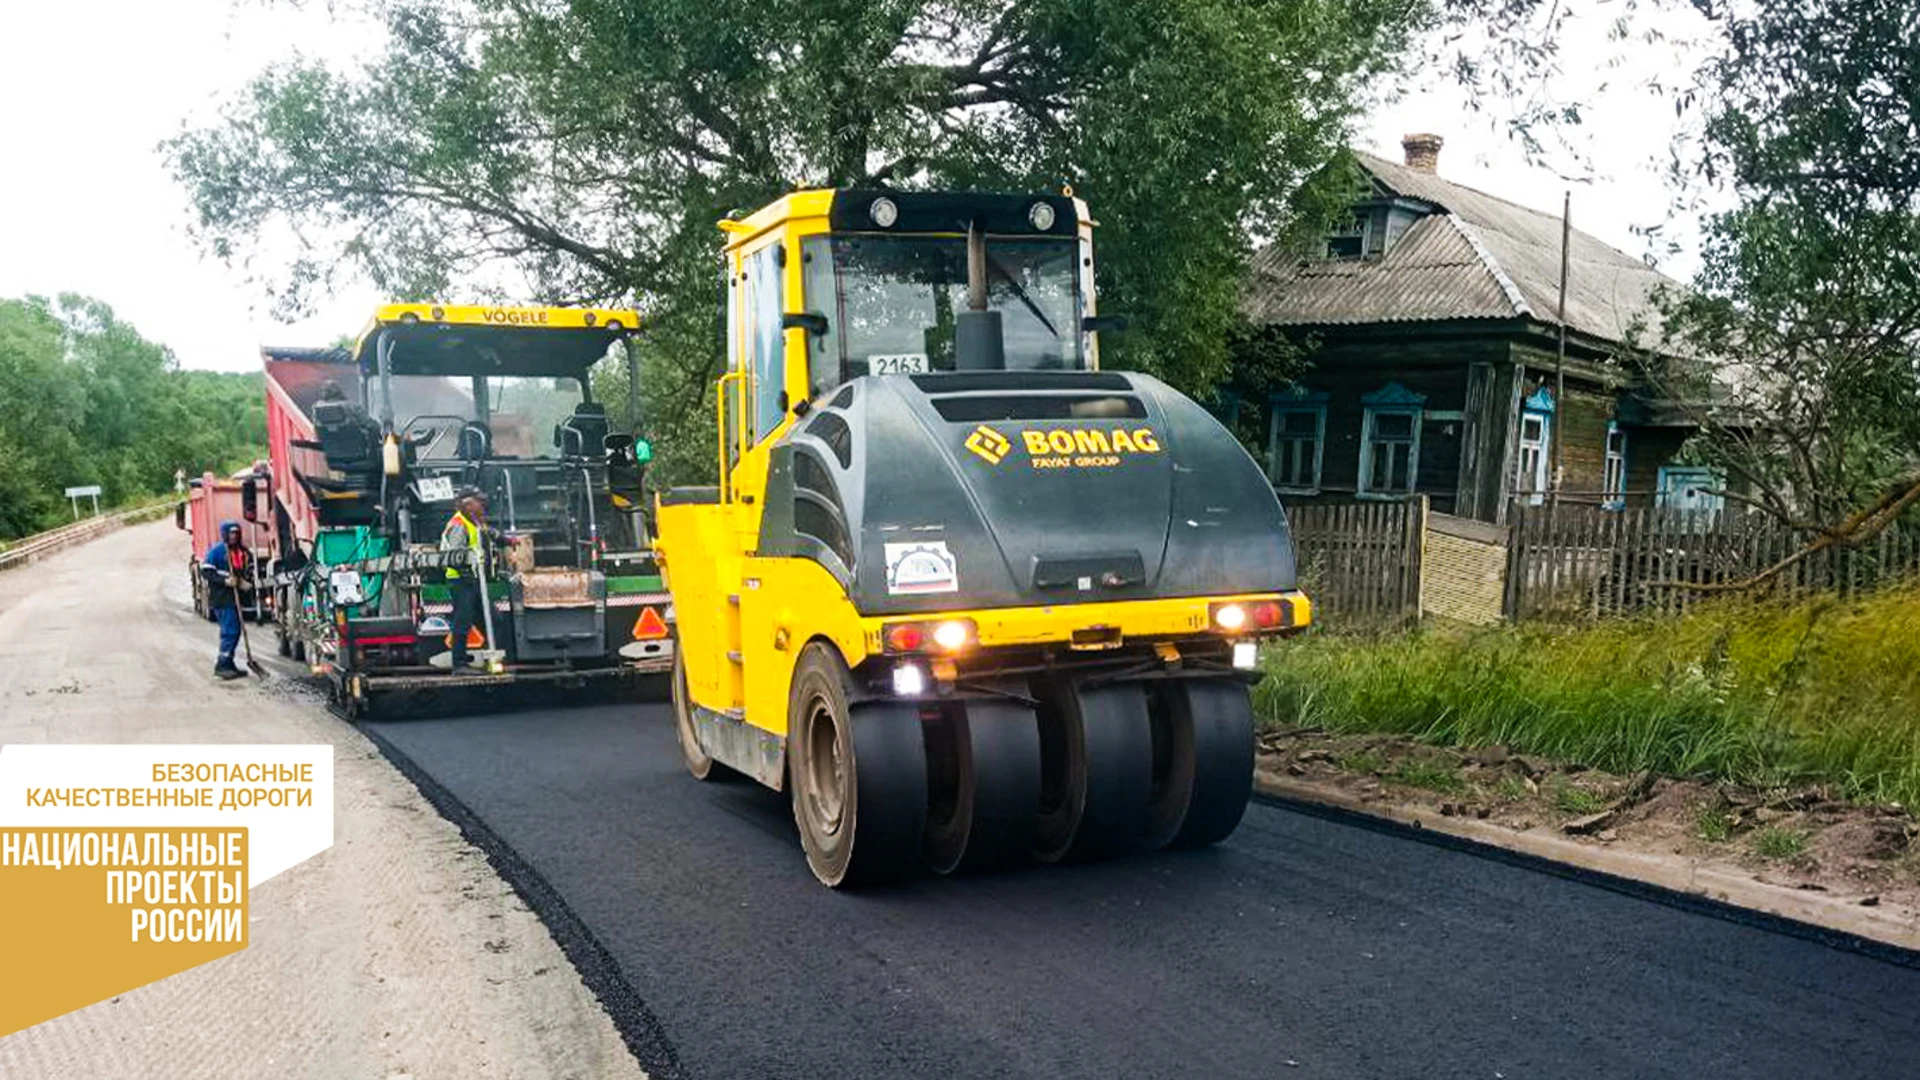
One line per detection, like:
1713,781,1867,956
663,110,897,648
1401,133,1444,174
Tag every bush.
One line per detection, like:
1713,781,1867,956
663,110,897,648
1255,585,1920,806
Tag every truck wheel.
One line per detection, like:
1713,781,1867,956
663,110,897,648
673,650,725,781
788,642,926,887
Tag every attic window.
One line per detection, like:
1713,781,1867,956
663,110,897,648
1326,215,1367,260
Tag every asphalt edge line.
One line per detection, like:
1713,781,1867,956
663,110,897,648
1253,776,1920,971
357,721,688,1080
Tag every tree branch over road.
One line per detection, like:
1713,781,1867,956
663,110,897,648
167,0,1584,485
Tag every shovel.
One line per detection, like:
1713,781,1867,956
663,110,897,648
230,574,268,680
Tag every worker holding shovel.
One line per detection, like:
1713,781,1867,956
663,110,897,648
200,520,254,680
441,490,521,671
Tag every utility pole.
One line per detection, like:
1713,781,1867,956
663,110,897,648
1552,190,1570,510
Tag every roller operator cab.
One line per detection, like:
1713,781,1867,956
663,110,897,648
656,189,1312,887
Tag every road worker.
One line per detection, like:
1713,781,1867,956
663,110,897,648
200,521,251,680
440,490,516,670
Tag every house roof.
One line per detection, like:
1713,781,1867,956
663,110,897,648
1246,151,1681,350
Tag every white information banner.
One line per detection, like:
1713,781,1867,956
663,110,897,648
0,745,334,888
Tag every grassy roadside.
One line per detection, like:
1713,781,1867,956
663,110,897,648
1254,584,1920,807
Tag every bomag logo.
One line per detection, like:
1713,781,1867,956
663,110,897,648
965,425,1012,464
1023,427,1160,469
967,424,1161,468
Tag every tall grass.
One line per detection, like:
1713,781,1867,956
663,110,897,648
1255,584,1920,806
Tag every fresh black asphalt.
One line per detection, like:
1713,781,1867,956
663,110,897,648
365,701,1920,1080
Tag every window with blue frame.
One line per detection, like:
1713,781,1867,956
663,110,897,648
1603,423,1628,509
1358,382,1426,497
1268,388,1328,492
1326,214,1368,260
1515,386,1554,506
1658,466,1725,513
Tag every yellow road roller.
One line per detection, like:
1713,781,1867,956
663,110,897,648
655,189,1311,886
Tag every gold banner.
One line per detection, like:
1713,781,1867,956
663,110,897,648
0,827,249,1036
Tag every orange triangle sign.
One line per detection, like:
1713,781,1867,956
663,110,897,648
632,606,669,640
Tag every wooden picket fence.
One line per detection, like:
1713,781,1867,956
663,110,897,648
1284,498,1424,630
1283,496,1920,630
1506,503,1920,620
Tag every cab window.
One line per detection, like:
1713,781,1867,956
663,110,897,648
743,243,787,441
800,233,1082,395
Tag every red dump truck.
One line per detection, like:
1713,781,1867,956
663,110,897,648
175,468,272,621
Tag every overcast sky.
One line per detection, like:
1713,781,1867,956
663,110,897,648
0,1,1712,373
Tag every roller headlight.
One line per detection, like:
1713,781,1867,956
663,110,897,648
932,619,972,652
1212,603,1248,632
1028,201,1057,231
869,196,899,228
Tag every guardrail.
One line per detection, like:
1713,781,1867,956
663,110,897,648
0,502,177,573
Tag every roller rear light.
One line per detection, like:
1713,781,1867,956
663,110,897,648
1209,600,1286,633
882,618,976,654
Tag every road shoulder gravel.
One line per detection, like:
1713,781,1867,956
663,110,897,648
0,520,646,1080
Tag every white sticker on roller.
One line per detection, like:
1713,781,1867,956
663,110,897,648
884,541,959,595
869,353,929,375
415,476,455,502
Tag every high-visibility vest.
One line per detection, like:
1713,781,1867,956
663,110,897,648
445,512,481,580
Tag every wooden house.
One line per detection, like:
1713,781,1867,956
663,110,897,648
1240,135,1716,523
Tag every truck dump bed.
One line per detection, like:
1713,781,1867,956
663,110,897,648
182,471,271,561
262,346,361,547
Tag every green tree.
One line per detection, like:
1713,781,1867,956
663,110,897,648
0,294,265,540
0,300,82,535
168,0,1426,483
1656,0,1920,545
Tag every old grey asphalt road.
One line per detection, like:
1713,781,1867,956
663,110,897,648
366,701,1920,1080
0,520,645,1080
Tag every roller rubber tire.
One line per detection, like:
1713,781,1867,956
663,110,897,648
672,649,723,781
1031,675,1153,863
1141,681,1199,850
1167,678,1256,847
788,643,927,887
924,697,1041,875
